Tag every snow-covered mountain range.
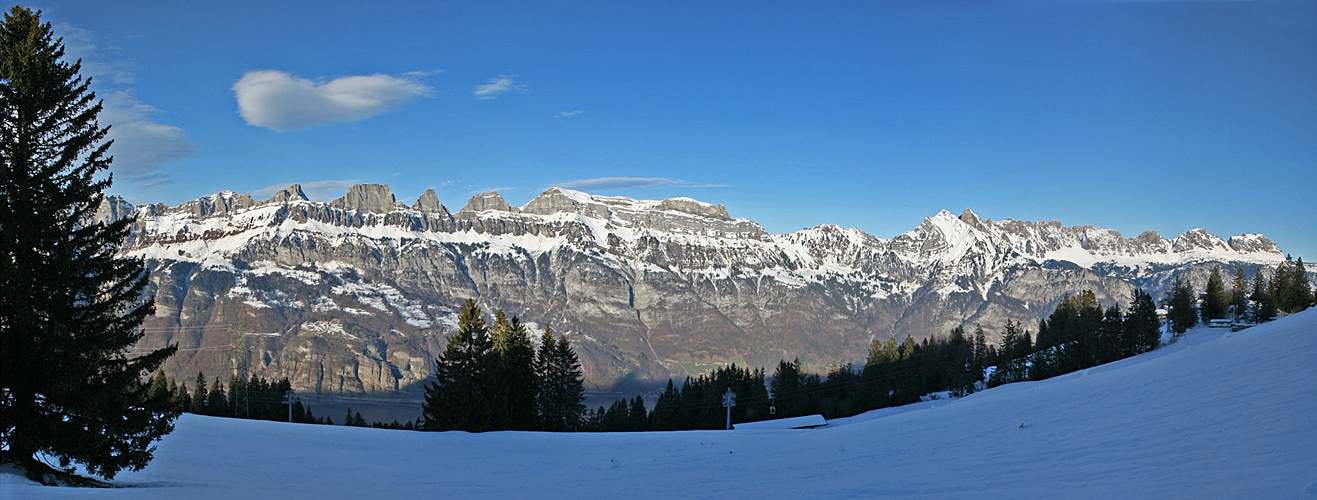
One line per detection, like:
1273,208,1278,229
98,183,1298,394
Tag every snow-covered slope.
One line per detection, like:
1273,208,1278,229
8,308,1315,499
100,184,1301,393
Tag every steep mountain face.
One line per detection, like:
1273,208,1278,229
99,184,1297,394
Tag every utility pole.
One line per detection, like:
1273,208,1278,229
232,330,250,419
282,389,299,423
722,388,737,430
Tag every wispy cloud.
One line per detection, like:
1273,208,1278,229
253,179,362,202
233,70,432,132
556,177,727,190
54,23,194,188
403,69,444,78
555,110,584,118
473,75,525,100
55,22,136,84
100,91,196,181
468,186,518,196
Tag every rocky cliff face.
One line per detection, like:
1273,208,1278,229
99,184,1301,395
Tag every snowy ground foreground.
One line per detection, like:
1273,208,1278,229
6,310,1317,499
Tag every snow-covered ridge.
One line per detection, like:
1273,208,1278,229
101,185,1287,289
99,183,1302,393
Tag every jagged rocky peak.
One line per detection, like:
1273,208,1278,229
95,194,135,224
412,189,450,215
264,184,308,204
921,209,971,232
1228,233,1281,254
1124,230,1171,254
958,208,983,227
331,183,403,214
460,191,517,213
931,209,958,221
790,223,877,247
522,187,590,215
183,191,257,218
1173,228,1230,253
1134,230,1163,244
658,197,730,220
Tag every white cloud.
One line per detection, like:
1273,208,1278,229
473,75,524,100
556,177,728,190
253,179,362,202
555,110,584,118
233,70,432,132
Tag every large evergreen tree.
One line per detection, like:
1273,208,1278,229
1201,267,1228,322
1274,256,1313,314
190,372,208,414
490,311,537,430
1125,289,1161,355
994,320,1031,384
771,357,806,418
1230,269,1249,322
422,299,495,432
1251,272,1275,322
0,7,177,481
648,379,682,430
534,324,585,431
1167,277,1198,334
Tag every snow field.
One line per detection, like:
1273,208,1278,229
4,309,1316,499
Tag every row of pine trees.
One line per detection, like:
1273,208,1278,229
421,299,587,432
138,372,334,424
1166,256,1314,334
585,291,1152,429
589,264,1313,431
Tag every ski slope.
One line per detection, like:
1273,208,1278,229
5,309,1316,499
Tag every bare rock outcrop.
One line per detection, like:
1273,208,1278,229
331,183,405,214
459,192,516,213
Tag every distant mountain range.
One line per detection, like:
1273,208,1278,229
98,183,1304,394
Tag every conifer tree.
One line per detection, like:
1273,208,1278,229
487,310,513,429
648,379,682,430
628,395,648,431
422,299,495,432
175,381,191,414
1231,269,1249,321
1251,272,1275,322
146,372,170,403
533,326,559,428
0,7,178,480
206,379,228,417
534,324,585,431
1125,289,1161,355
771,358,806,417
1097,305,1123,364
1275,256,1313,313
601,398,630,431
1201,267,1228,322
1168,277,1198,334
972,325,988,377
491,312,537,430
994,320,1030,384
191,372,208,414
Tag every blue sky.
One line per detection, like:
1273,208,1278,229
32,0,1317,259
